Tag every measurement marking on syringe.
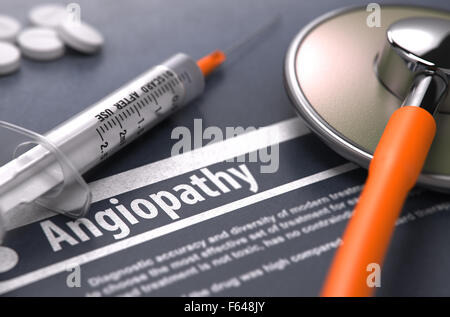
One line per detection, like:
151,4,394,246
134,105,141,116
152,94,159,105
115,117,123,128
184,71,193,83
88,67,185,160
96,128,104,141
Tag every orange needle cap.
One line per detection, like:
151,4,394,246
197,50,226,77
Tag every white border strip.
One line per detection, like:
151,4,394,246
89,117,310,201
6,117,310,229
0,162,357,295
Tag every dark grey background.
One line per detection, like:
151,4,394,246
2,0,449,181
2,0,450,297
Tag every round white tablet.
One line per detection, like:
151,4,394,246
57,19,104,54
0,41,20,75
0,247,19,273
17,28,65,61
0,14,21,42
29,4,67,29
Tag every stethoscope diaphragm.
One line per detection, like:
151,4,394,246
284,5,450,191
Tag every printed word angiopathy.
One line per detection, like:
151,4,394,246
41,164,258,252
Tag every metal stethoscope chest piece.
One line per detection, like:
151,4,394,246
321,16,450,296
376,17,450,114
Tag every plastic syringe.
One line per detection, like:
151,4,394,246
0,17,279,240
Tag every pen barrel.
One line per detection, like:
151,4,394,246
45,53,204,174
322,106,436,297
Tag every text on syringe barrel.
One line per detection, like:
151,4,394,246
44,53,205,174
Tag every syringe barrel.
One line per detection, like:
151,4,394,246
0,53,204,221
45,53,204,174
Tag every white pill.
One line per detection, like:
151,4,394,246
0,41,20,75
17,28,65,61
0,14,21,42
29,4,67,29
57,19,103,54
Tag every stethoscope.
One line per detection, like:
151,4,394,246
284,5,450,296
